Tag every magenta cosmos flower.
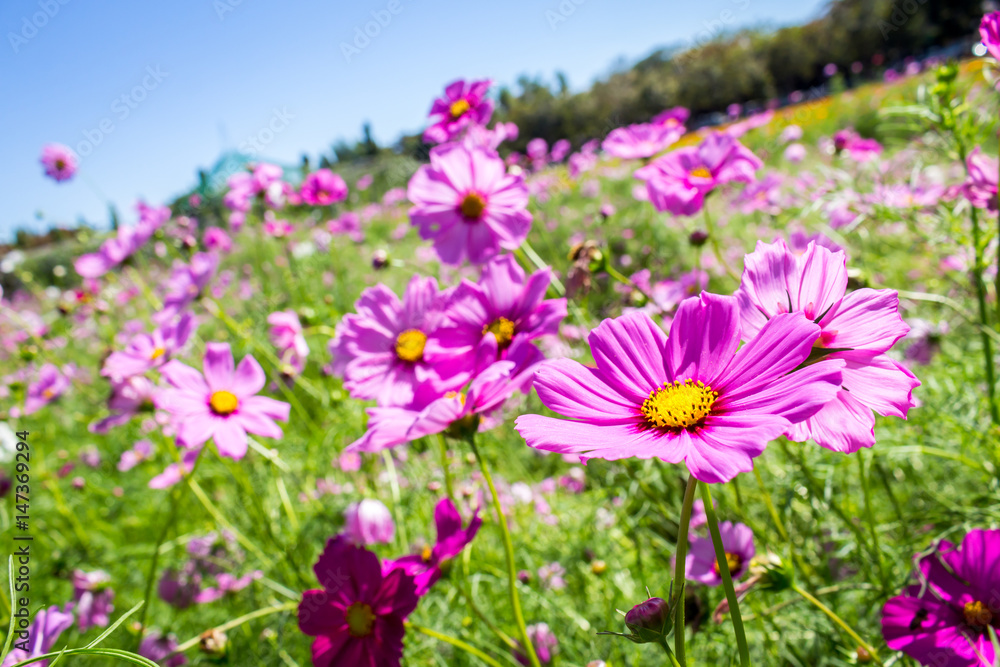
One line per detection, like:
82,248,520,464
981,12,1000,60
301,169,349,206
40,143,78,182
424,79,494,144
634,132,762,216
408,142,532,265
75,202,170,279
102,312,195,380
652,106,690,128
73,569,115,632
299,535,419,667
515,293,843,483
330,275,468,408
1,604,74,667
882,529,1000,667
344,498,395,546
602,123,684,160
158,342,290,459
347,351,539,453
964,148,998,214
425,254,566,368
737,239,919,453
24,364,71,415
268,310,309,375
686,520,755,586
386,498,481,595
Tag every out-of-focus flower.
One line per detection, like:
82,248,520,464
424,79,494,144
72,569,115,632
344,498,395,546
300,169,348,206
686,521,755,586
40,143,77,182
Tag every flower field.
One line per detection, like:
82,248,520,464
4,22,1000,667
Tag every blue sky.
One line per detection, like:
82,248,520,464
0,0,826,240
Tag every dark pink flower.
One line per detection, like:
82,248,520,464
963,148,998,214
298,536,419,667
72,569,115,632
301,169,349,206
980,12,1000,60
24,364,70,415
424,79,494,144
603,123,683,160
685,521,755,586
40,143,77,182
386,498,481,595
102,313,195,380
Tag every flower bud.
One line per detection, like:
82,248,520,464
624,597,672,643
343,498,395,546
372,249,389,270
689,230,709,246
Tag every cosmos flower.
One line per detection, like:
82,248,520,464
516,293,843,483
424,79,494,144
515,623,559,666
117,440,154,472
425,254,566,369
737,239,919,453
882,529,1000,667
155,252,219,323
102,313,195,380
602,123,684,160
267,310,309,375
40,143,78,182
385,498,481,595
89,376,158,434
963,147,998,214
407,142,532,265
329,275,468,408
634,132,762,216
158,342,290,459
139,630,187,667
651,107,689,128
203,226,232,252
298,536,419,667
344,498,395,546
24,364,71,415
301,169,349,206
74,202,170,279
981,12,1000,61
72,569,115,632
347,347,541,453
685,521,755,587
0,604,75,667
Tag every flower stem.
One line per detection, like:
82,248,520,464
751,467,788,542
700,482,751,667
791,583,883,665
657,636,683,667
467,434,541,667
673,475,699,665
437,433,456,504
969,205,1000,425
407,622,504,667
172,602,298,654
702,205,740,282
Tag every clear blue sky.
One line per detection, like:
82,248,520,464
0,0,826,240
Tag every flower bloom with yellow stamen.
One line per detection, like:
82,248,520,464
299,536,418,667
158,343,289,460
882,528,1000,666
423,78,494,145
686,520,755,586
102,312,195,380
515,293,844,483
329,275,470,408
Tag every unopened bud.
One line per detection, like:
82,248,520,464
372,249,389,270
689,230,709,246
624,597,672,643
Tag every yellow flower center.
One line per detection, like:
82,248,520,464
449,99,471,119
689,167,712,179
42,388,56,399
641,379,717,429
713,552,744,576
421,545,434,562
345,602,376,638
482,317,515,349
964,600,993,628
444,391,466,405
55,159,66,169
395,329,427,363
460,192,487,220
209,390,239,415
150,347,166,360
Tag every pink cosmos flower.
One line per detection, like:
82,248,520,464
155,252,219,323
102,313,195,380
385,498,481,595
737,240,919,453
736,173,784,215
89,375,158,434
329,275,468,408
298,536,419,667
1,604,74,667
785,143,807,162
652,107,690,128
407,142,533,265
963,147,998,214
550,139,571,163
118,440,154,471
526,138,549,166
267,310,309,375
464,121,519,151
634,133,763,216
344,499,395,546
158,342,290,459
725,110,775,138
347,350,540,452
882,529,1000,667
515,293,844,483
203,226,231,252
75,202,170,278
602,123,683,160
685,521,755,586
139,630,187,667
981,11,1000,61
425,254,566,369
515,623,559,665
40,143,78,182
24,364,71,415
73,569,115,632
301,169,349,206
424,79,494,144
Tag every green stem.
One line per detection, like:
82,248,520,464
856,453,889,591
172,602,298,654
406,622,504,667
673,475,698,665
752,467,788,542
467,434,541,667
700,482,751,667
604,263,658,308
791,584,883,665
703,205,740,282
969,205,999,424
657,636,683,667
437,433,456,504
